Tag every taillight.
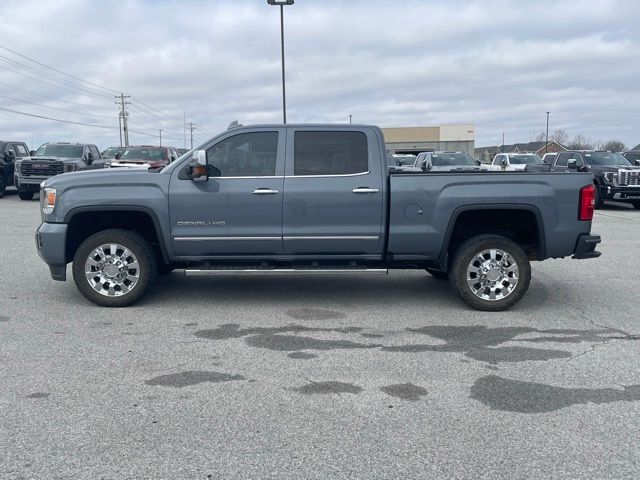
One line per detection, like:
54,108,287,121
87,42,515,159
579,184,595,221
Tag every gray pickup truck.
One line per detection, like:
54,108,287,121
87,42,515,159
35,124,601,311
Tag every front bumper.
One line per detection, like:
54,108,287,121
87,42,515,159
35,222,68,281
572,234,601,260
604,185,640,201
16,174,48,190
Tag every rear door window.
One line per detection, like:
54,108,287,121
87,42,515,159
555,153,570,167
294,131,368,176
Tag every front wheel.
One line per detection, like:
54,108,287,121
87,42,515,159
72,229,158,307
0,172,6,198
449,235,531,311
18,189,34,200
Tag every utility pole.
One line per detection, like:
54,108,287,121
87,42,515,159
267,0,294,123
115,93,131,146
183,111,186,149
187,122,196,149
159,129,163,147
501,132,505,152
349,114,352,124
118,115,122,147
545,111,550,154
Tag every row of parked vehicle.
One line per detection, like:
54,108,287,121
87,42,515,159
386,149,640,210
0,140,187,199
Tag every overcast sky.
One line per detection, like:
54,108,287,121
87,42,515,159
1,0,639,150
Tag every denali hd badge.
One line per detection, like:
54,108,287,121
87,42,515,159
177,220,226,226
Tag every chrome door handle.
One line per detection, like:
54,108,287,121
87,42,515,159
251,188,279,194
352,187,379,194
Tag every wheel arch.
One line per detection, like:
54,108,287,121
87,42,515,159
437,204,546,269
63,206,169,264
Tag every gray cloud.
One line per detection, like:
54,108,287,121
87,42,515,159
1,0,638,150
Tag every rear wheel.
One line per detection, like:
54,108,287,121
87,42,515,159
632,201,640,210
18,189,34,200
72,229,158,307
449,234,531,311
594,185,605,209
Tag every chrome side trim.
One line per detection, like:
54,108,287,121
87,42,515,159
174,236,282,241
285,171,370,179
185,268,388,276
283,236,379,241
214,175,285,179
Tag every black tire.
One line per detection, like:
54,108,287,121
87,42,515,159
18,189,34,200
594,185,605,209
72,229,158,307
449,234,531,311
632,201,640,210
0,172,6,198
426,268,448,280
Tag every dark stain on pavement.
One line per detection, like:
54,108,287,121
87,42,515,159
0,315,10,322
287,351,318,359
286,308,347,320
195,323,630,365
145,370,245,388
184,322,198,327
294,381,363,395
380,383,428,401
25,392,50,399
471,375,640,413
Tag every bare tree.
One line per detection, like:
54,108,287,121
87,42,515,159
532,131,546,142
550,129,569,145
600,139,626,152
567,135,594,150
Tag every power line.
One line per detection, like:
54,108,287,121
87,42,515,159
0,93,114,119
0,105,117,130
0,60,114,101
0,53,113,100
0,43,121,94
0,80,114,110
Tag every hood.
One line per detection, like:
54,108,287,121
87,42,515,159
44,166,164,189
22,155,82,163
589,164,640,173
109,159,167,168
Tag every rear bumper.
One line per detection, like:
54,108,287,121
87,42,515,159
572,234,601,259
35,222,68,281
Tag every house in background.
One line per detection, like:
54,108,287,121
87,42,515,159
474,141,567,163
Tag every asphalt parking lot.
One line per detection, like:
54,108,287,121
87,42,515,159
1,189,639,479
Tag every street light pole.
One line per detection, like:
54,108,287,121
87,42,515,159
159,129,163,147
349,114,352,124
545,111,550,154
268,0,294,124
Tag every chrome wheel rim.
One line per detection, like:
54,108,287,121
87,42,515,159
84,243,140,297
466,248,519,301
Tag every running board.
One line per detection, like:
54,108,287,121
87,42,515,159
184,267,388,276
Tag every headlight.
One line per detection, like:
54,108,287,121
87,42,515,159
63,163,78,173
42,187,56,214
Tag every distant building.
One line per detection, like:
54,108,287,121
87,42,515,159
475,141,567,163
383,125,475,155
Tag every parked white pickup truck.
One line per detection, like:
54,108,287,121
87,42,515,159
488,153,545,171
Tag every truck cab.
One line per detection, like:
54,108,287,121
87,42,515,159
0,141,31,198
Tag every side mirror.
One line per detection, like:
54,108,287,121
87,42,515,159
29,150,35,156
7,150,16,159
86,152,94,165
114,152,121,160
567,159,577,170
170,154,176,162
635,159,640,166
578,164,590,172
189,149,209,182
500,158,508,168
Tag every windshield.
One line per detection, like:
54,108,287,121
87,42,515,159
584,152,631,166
509,154,542,165
102,147,124,159
431,153,477,167
624,152,640,163
34,144,83,158
120,147,165,161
